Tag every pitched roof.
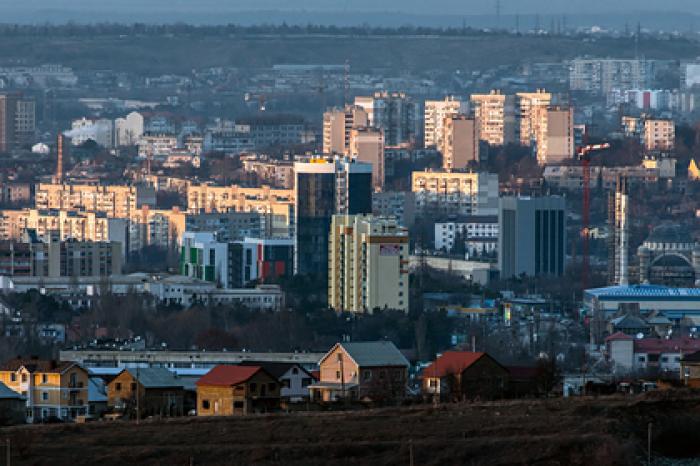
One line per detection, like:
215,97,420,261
123,368,184,389
195,365,263,387
634,337,700,355
682,350,700,363
335,341,410,368
238,361,311,379
611,314,649,329
421,352,487,378
605,331,634,342
0,381,23,400
1,358,77,374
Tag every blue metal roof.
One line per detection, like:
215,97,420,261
585,285,700,300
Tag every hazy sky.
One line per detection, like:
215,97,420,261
1,0,699,15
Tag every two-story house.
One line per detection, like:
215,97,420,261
0,358,89,423
308,341,410,403
239,361,316,403
107,368,185,419
195,365,280,416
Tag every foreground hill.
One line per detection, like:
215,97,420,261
3,391,700,465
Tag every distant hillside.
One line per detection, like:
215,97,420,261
0,27,696,75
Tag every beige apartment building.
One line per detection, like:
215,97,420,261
644,119,675,152
0,208,128,245
328,214,409,313
187,184,294,236
424,96,468,149
411,170,499,216
349,127,384,189
516,90,551,146
470,90,516,146
34,183,155,218
441,115,479,170
536,107,575,165
322,105,369,155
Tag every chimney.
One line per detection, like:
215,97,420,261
55,133,63,184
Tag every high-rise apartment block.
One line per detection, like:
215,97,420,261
516,90,551,146
355,92,416,146
643,118,675,152
498,196,567,279
535,107,575,165
322,105,368,155
0,93,35,152
569,58,652,94
328,214,409,313
470,90,516,146
294,158,372,278
441,115,479,170
424,96,468,149
411,170,499,217
349,127,385,189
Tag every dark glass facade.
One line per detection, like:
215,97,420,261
295,171,336,277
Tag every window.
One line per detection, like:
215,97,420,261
336,371,341,380
130,382,137,391
202,400,210,410
429,379,438,388
233,401,244,409
363,370,372,381
282,379,290,388
661,357,669,363
42,374,48,384
21,374,27,383
301,377,312,387
10,373,16,382
250,383,257,393
638,356,645,362
268,383,276,392
292,367,299,375
115,383,122,391
42,392,48,401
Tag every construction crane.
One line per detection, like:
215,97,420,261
577,142,611,290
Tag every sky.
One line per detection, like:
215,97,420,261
1,0,699,27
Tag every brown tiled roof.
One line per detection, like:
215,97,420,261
195,365,263,387
1,358,75,373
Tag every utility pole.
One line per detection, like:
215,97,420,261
5,438,10,466
647,422,653,466
409,439,414,466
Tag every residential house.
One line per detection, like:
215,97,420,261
107,368,185,418
681,351,700,387
239,361,315,403
0,381,25,425
308,341,410,403
421,351,509,401
0,358,89,423
195,365,281,416
88,376,108,419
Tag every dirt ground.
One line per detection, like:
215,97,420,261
3,391,700,466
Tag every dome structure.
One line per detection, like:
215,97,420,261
638,222,700,287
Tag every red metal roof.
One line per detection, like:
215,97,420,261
195,365,262,387
634,337,700,355
605,332,634,342
421,351,486,378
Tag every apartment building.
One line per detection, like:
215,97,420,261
349,127,385,189
411,170,499,217
470,90,516,146
322,105,369,155
240,156,295,188
0,239,122,278
372,191,416,228
424,96,468,149
434,216,499,257
328,215,409,313
536,107,575,165
569,58,653,94
355,91,417,146
643,118,675,152
516,90,551,146
0,358,89,423
441,115,479,170
186,184,294,237
34,183,155,218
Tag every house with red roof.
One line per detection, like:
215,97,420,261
195,365,280,416
421,351,509,401
607,334,700,374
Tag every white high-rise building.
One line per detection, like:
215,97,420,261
424,96,468,149
470,90,516,146
328,214,409,313
115,111,145,147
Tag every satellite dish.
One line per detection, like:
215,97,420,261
636,332,644,339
